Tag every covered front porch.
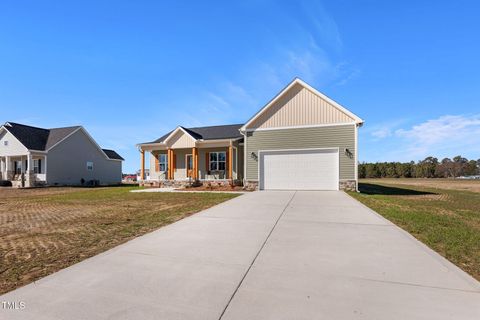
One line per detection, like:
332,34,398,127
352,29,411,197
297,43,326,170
0,153,47,187
138,126,243,186
139,144,241,184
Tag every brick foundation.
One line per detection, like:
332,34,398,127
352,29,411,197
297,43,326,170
140,179,242,188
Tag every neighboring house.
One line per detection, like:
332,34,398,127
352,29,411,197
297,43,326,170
0,122,124,187
137,78,364,191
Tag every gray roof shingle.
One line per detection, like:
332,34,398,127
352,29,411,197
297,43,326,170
144,124,243,144
45,126,82,149
102,149,125,160
2,122,123,161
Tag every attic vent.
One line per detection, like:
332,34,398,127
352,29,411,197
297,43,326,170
3,141,8,146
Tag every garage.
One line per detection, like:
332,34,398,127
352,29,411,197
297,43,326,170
259,148,339,190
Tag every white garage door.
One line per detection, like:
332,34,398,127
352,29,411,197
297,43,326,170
259,149,339,190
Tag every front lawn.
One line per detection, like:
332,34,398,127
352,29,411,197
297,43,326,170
0,186,239,294
348,179,480,281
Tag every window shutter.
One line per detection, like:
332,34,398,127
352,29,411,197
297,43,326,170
38,159,42,174
205,152,209,172
155,154,159,172
173,154,176,171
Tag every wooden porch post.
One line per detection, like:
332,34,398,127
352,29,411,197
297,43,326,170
140,150,145,180
167,149,172,180
171,149,175,180
228,142,233,180
192,147,198,180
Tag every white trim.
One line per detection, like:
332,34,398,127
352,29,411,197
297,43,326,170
197,137,243,143
163,126,198,144
240,78,364,131
257,147,340,191
234,145,238,180
354,123,359,192
244,122,356,132
27,149,47,154
243,131,247,184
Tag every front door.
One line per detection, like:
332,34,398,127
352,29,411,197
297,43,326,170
186,154,193,178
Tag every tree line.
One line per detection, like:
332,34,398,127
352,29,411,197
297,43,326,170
359,156,480,179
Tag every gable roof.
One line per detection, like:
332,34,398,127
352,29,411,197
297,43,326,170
240,78,364,131
1,122,123,161
46,126,82,149
3,122,50,150
102,149,125,161
143,124,243,144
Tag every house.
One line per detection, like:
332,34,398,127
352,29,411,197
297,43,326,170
137,78,363,191
0,122,124,187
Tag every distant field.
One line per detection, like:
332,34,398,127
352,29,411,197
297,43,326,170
362,178,480,193
349,178,480,281
0,187,238,294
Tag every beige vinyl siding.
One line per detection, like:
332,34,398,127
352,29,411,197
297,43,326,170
198,147,228,179
248,83,354,129
246,124,355,181
167,130,196,148
149,150,167,180
173,149,189,179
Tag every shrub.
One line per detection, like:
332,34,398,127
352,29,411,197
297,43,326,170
0,180,13,187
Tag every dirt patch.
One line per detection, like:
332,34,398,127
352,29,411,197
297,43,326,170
0,186,238,294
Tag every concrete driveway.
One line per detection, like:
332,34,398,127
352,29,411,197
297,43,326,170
1,191,479,319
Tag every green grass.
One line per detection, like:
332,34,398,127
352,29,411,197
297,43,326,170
348,180,480,281
0,186,239,294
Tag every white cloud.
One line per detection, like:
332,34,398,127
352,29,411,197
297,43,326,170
391,114,480,160
395,115,480,144
363,118,407,140
371,128,392,139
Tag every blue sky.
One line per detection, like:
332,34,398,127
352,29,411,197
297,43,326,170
1,1,479,172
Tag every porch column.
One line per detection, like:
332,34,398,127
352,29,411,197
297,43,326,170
167,149,172,180
140,150,145,180
44,155,48,183
192,147,198,180
228,142,233,180
5,156,12,180
26,153,33,187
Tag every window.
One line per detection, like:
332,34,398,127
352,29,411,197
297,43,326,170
3,141,8,146
33,159,41,174
87,161,93,171
210,152,226,171
14,160,22,174
159,154,168,172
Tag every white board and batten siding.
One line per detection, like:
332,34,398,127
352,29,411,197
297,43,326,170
259,148,339,190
